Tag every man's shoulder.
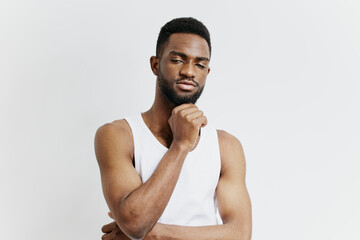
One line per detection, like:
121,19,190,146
96,119,132,139
94,119,134,159
216,129,245,170
216,129,243,148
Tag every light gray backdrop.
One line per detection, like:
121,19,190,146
1,0,359,239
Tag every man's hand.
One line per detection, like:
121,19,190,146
101,221,130,240
101,212,128,240
168,103,207,151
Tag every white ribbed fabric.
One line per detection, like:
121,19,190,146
124,113,221,226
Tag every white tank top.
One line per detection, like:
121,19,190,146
124,113,221,226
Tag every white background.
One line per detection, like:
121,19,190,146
1,0,359,239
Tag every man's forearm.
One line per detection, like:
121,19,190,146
145,222,251,240
115,142,189,238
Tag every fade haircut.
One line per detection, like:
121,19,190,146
156,17,211,59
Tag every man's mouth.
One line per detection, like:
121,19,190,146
176,79,197,91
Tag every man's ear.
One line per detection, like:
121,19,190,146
150,56,159,76
207,67,211,75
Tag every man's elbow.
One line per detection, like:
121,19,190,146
239,229,252,240
227,222,252,240
115,210,152,240
119,222,148,240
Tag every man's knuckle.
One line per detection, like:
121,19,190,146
181,111,187,117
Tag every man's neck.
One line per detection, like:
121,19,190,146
142,87,175,138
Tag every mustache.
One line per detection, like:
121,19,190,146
175,77,199,86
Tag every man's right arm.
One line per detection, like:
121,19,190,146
94,104,206,239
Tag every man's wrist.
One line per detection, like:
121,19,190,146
170,140,192,153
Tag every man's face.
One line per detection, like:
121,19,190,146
156,33,210,106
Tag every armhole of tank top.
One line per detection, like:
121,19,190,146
214,128,223,224
215,128,222,177
123,117,136,169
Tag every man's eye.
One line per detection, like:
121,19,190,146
196,64,206,69
171,59,183,63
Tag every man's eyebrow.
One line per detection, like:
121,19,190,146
169,51,209,62
169,51,187,58
196,56,210,62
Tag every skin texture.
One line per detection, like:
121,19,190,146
95,33,252,240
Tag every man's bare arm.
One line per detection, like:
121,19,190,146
101,129,252,240
95,104,207,239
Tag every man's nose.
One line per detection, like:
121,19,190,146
179,62,195,78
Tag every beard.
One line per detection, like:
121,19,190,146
157,69,205,107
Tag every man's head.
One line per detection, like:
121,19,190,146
156,17,211,59
151,17,211,106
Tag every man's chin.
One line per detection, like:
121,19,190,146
173,98,198,106
159,84,201,106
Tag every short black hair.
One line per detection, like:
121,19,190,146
156,17,211,58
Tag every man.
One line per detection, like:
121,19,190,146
95,17,252,239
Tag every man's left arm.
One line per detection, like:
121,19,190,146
101,129,252,240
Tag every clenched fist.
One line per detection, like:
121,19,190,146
168,103,207,151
